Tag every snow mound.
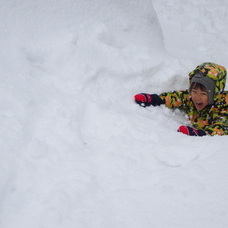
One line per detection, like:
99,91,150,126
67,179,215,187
0,0,228,228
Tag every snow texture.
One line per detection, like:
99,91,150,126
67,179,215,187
0,0,228,227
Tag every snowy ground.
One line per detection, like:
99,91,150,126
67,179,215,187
0,0,228,227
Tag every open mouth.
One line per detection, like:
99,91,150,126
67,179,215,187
195,102,204,109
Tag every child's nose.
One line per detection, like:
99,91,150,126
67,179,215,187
195,94,202,100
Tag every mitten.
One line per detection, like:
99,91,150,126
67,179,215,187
134,93,164,107
178,125,206,136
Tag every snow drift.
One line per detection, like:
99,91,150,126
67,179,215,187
0,0,228,228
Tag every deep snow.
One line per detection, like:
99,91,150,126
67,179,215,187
0,0,228,227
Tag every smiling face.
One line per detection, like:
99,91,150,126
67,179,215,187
190,83,209,110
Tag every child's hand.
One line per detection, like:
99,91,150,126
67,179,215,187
178,126,206,136
134,93,152,107
134,93,164,107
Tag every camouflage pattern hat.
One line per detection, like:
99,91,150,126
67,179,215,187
189,62,227,103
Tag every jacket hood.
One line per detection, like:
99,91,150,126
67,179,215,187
189,62,227,98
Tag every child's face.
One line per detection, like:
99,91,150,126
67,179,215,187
191,88,209,110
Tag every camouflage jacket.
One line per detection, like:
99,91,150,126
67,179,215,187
159,63,228,136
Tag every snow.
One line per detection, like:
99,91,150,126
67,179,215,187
0,0,228,227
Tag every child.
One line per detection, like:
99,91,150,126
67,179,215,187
134,62,228,136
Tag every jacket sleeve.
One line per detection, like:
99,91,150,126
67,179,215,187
159,90,191,109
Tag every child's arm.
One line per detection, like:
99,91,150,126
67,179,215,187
159,90,190,109
134,90,190,108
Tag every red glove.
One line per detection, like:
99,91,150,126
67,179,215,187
134,93,164,107
178,126,206,136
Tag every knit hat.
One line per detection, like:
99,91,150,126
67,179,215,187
190,70,216,104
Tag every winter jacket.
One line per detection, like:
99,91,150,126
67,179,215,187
158,62,228,136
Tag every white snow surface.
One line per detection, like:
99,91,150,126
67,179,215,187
0,0,228,227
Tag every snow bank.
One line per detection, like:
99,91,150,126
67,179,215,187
0,0,228,228
153,0,228,65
